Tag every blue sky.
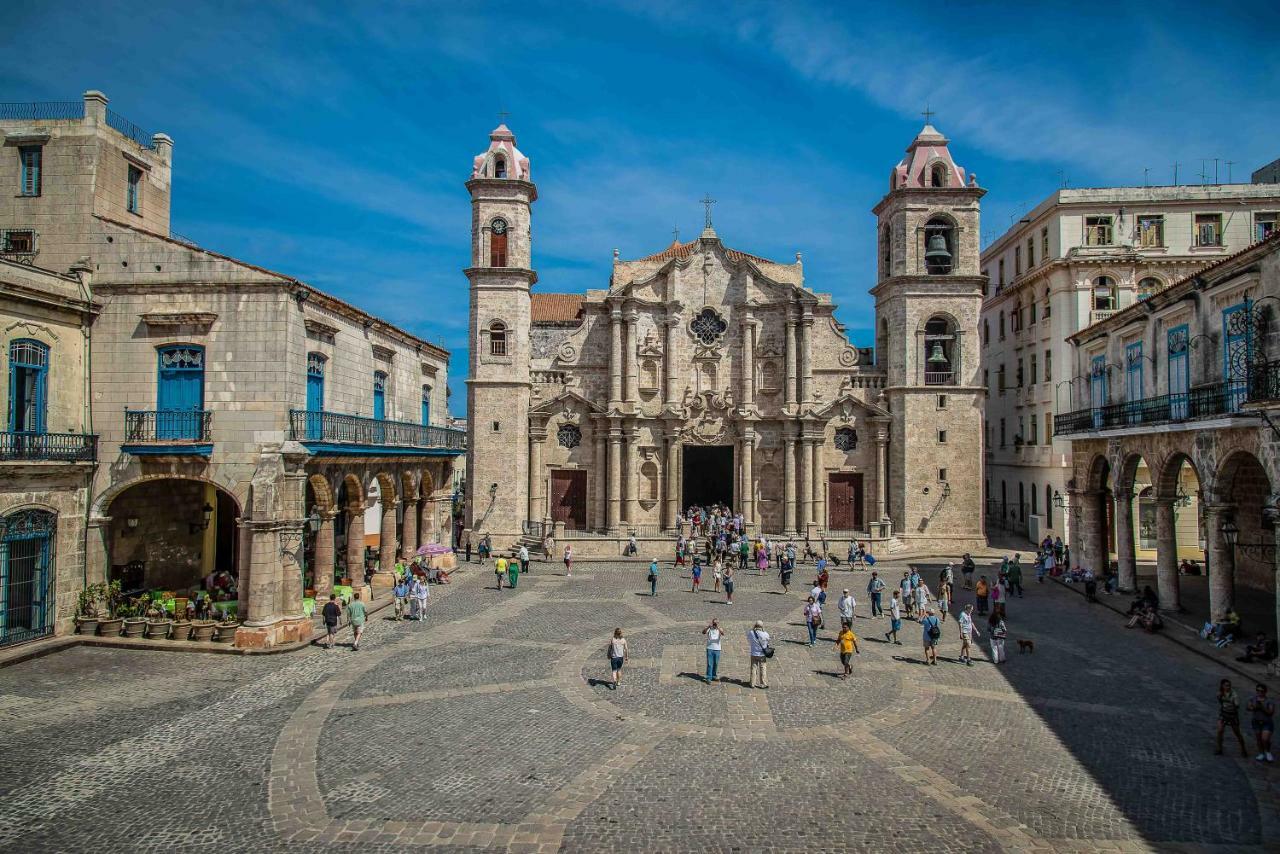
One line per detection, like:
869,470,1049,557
4,1,1277,415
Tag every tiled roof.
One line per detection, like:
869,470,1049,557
531,292,584,323
635,239,776,266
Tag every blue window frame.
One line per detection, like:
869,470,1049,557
1223,301,1252,412
126,165,141,214
421,385,431,426
19,146,41,197
1124,341,1143,424
1168,325,1189,420
305,353,326,439
1089,355,1108,428
0,509,56,647
8,339,48,435
373,371,387,443
156,345,204,440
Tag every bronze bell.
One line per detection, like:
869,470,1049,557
927,342,948,364
925,232,951,265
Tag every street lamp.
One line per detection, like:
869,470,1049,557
1052,490,1066,508
1221,517,1239,550
307,508,322,533
189,502,214,534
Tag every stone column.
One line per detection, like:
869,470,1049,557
740,427,755,525
799,311,814,404
345,504,364,582
528,427,546,524
1154,497,1181,611
625,424,640,524
874,430,889,522
799,436,813,531
245,522,280,626
1114,490,1136,592
419,495,433,540
1203,504,1235,622
664,428,680,530
664,316,680,406
375,500,398,586
594,426,608,530
811,437,824,530
783,431,797,533
313,510,336,598
1066,488,1086,569
624,311,639,404
785,314,798,408
400,500,418,559
607,425,622,532
609,308,623,405
741,318,755,409
1089,490,1110,579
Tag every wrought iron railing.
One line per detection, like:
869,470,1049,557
106,108,155,149
1250,359,1280,403
124,409,212,443
522,520,548,538
924,371,955,385
289,410,466,450
0,431,97,462
1054,381,1236,435
0,101,84,121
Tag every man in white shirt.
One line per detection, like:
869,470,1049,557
747,620,771,689
838,589,856,626
518,544,530,575
702,618,723,683
958,603,981,666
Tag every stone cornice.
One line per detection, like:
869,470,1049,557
140,310,217,329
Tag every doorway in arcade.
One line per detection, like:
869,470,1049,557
682,445,734,512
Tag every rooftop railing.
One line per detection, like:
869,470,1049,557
0,431,97,462
0,101,84,121
290,410,465,450
106,108,155,149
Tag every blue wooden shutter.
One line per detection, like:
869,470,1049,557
1223,301,1251,412
1168,325,1189,420
157,345,204,439
421,385,431,426
1124,341,1143,424
306,353,325,439
19,147,40,196
373,372,386,420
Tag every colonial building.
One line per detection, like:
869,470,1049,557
1055,230,1280,645
980,184,1280,546
465,123,988,555
0,92,462,648
0,256,98,646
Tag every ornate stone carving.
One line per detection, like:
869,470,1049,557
557,423,582,449
838,347,859,367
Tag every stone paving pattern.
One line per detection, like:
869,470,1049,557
1,558,1278,852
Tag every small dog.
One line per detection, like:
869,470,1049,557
1017,639,1035,654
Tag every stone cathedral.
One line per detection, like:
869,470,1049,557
465,122,988,555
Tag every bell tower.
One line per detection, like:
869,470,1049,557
464,123,536,546
871,123,987,548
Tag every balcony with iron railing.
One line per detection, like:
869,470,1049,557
289,410,465,456
122,409,213,455
0,431,97,462
1053,377,1255,436
924,371,956,386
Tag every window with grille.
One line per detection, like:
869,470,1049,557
126,165,142,214
833,427,857,451
18,146,41,196
557,423,581,449
689,307,728,346
1084,216,1113,246
1029,414,1038,444
2,230,35,254
489,321,508,356
1030,354,1038,384
1137,215,1164,247
1014,246,1021,277
1195,213,1223,247
1041,227,1049,259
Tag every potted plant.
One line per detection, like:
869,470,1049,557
212,619,240,643
144,596,172,639
74,583,102,635
96,580,125,636
191,617,217,641
121,595,148,637
170,616,193,641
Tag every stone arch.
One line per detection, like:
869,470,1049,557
307,474,335,512
339,473,364,509
92,472,243,518
1214,450,1274,616
420,468,436,499
1085,453,1112,493
400,471,418,502
1155,451,1199,501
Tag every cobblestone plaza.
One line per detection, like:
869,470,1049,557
1,560,1277,853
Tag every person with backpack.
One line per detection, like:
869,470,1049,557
961,553,976,589
647,559,659,596
921,607,941,665
321,594,342,650
747,620,772,689
804,596,822,646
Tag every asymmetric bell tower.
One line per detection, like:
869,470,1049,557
871,123,988,548
464,124,536,547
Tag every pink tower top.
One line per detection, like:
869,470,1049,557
471,124,532,182
891,124,970,190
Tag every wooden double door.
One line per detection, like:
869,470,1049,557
827,473,864,531
550,469,587,530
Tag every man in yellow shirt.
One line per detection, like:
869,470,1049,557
495,555,508,590
836,622,860,679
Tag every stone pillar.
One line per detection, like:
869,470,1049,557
625,424,640,524
528,427,546,524
741,318,755,409
799,311,814,404
609,308,623,405
664,429,680,530
245,522,279,625
811,437,824,531
740,427,755,525
236,518,252,618
624,311,639,404
1089,490,1110,579
1114,490,1135,592
785,315,798,408
799,436,813,531
313,511,336,598
400,500,418,559
418,495,433,541
345,504,364,582
375,500,397,587
874,431,889,522
607,425,622,532
1154,497,1181,611
594,426,608,530
664,316,680,406
783,432,797,533
1203,504,1235,622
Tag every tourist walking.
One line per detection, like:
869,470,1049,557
348,591,367,651
961,553,975,589
885,589,903,645
990,576,1005,617
723,563,735,604
392,577,409,621
921,608,941,665
836,622,860,678
648,559,659,596
463,531,472,563
607,628,628,690
413,576,430,621
988,611,1007,663
748,620,771,689
494,554,507,590
507,556,520,589
1007,555,1024,598
838,589,855,626
938,581,951,622
1248,683,1276,762
958,604,980,666
867,571,885,617
542,534,553,562
899,572,914,618
914,580,930,618
691,558,703,593
321,594,341,650
563,545,573,577
804,596,822,646
780,558,793,594
975,575,990,615
1217,678,1250,757
703,618,723,683
518,544,530,576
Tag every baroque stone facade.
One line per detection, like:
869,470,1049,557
466,123,988,554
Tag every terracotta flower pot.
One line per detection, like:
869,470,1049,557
212,622,240,643
96,617,124,636
75,617,99,636
169,621,193,641
191,621,217,641
144,620,172,640
122,619,147,638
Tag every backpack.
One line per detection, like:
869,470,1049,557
927,619,941,641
